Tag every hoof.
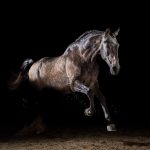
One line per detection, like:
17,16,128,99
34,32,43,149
84,108,94,116
107,124,117,132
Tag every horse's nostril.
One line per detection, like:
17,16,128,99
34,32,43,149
113,66,117,72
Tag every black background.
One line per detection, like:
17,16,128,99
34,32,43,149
1,2,149,132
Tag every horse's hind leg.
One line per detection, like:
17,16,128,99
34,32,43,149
73,80,95,116
94,81,117,131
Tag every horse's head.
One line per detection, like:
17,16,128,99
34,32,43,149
100,28,120,75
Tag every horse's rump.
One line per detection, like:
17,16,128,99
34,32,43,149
28,56,70,91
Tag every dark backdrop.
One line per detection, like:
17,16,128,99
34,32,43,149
1,2,149,132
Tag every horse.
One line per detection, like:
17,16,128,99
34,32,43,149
9,28,120,131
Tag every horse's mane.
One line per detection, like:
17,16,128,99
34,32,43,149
64,30,103,54
75,30,103,42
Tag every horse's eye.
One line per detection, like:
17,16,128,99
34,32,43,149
104,40,109,44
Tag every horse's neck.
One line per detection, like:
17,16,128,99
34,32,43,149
63,33,102,63
80,35,102,62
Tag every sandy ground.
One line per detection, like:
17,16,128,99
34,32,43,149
0,126,150,150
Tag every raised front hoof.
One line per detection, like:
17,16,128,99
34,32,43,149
107,124,117,132
84,108,94,116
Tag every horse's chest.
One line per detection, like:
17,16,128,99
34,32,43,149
80,65,98,86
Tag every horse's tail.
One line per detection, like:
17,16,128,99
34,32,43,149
8,58,34,90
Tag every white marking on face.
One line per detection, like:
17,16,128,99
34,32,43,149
112,56,117,66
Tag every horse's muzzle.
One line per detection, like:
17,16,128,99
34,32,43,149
110,65,120,75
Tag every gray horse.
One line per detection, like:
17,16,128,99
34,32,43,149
9,28,120,131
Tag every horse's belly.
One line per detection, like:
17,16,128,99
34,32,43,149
46,73,70,90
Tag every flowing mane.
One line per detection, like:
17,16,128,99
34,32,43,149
63,30,105,63
75,30,103,42
64,30,104,58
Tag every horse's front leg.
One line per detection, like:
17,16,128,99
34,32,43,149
94,81,117,131
72,80,95,116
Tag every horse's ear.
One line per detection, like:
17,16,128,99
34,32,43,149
113,28,120,37
104,28,111,36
